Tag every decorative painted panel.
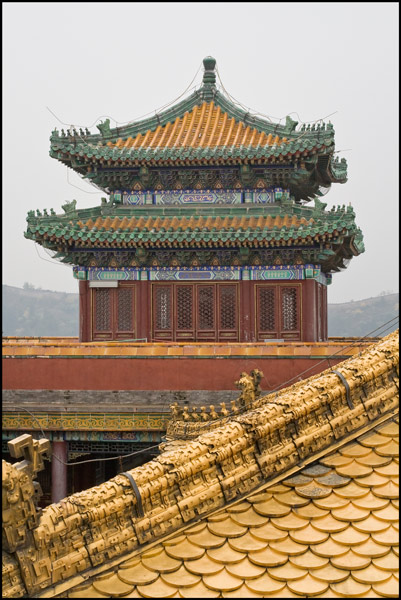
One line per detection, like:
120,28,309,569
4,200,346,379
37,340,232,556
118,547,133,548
250,267,304,280
155,190,242,204
150,268,240,281
111,188,292,205
76,266,327,284
88,269,141,281
113,191,151,205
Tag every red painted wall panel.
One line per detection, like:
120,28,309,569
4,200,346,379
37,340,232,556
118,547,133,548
3,356,343,392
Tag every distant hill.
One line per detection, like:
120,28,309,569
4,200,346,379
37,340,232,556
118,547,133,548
2,285,398,338
328,292,398,338
2,285,79,337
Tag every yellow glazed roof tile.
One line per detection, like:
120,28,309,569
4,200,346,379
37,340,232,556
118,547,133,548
225,557,265,579
372,549,399,571
203,568,243,591
330,548,371,570
309,564,349,583
184,555,224,575
352,491,390,510
247,546,288,567
136,577,179,597
221,582,268,597
244,572,287,594
289,549,329,570
178,579,221,597
287,573,329,596
374,462,399,477
5,332,399,599
160,565,201,587
371,524,399,545
289,523,329,545
330,578,371,597
372,575,400,598
355,451,392,467
267,562,308,580
310,513,348,533
248,522,288,542
92,573,133,596
330,525,370,546
352,537,391,558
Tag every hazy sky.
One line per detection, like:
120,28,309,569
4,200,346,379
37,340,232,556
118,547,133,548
3,2,398,303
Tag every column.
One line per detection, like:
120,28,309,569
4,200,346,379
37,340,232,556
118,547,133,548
79,280,90,342
51,440,68,503
302,279,318,342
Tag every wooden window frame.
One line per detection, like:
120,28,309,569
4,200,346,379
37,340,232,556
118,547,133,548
91,283,137,341
151,282,239,342
255,283,301,341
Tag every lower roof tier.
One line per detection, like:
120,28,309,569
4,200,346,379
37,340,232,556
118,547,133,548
25,200,364,273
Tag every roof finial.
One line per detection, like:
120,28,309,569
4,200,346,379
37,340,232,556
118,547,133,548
202,56,216,101
202,56,216,86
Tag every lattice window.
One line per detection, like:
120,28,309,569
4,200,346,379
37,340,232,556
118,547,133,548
282,287,298,331
198,286,214,329
220,286,236,329
117,288,133,331
155,286,172,330
68,441,155,455
95,289,111,330
259,287,275,331
177,286,193,330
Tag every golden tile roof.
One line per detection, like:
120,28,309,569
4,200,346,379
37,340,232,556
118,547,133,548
2,331,399,598
106,102,288,151
64,415,399,598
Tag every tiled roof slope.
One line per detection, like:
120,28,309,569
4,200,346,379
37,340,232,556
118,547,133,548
48,57,347,184
25,202,364,271
64,415,399,599
2,331,398,598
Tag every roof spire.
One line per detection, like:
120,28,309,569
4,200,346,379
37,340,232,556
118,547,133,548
202,56,216,100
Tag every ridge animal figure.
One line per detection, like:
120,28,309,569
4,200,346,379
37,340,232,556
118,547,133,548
235,369,264,410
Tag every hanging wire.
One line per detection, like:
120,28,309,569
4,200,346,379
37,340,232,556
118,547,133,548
66,169,102,194
34,244,71,268
215,65,338,127
46,59,204,133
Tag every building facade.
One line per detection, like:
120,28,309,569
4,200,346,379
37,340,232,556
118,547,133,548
25,57,364,343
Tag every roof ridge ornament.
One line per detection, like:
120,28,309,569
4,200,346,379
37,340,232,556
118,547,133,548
201,56,217,101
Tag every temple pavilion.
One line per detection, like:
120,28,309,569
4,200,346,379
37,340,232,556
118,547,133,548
25,56,364,343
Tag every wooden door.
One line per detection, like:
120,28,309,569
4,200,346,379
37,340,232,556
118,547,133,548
152,282,239,342
92,285,136,341
256,284,301,341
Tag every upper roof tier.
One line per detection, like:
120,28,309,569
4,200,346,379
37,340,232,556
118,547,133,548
49,57,347,201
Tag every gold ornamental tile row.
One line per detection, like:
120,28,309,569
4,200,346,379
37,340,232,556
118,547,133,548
65,417,399,598
3,331,398,598
2,338,372,358
1,412,169,431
